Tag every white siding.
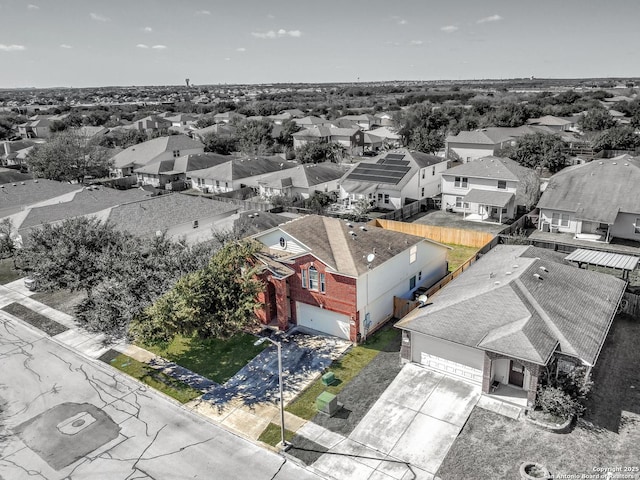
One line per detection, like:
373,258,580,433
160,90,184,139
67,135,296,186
610,212,640,241
447,145,495,163
255,229,308,255
538,208,578,234
296,302,351,339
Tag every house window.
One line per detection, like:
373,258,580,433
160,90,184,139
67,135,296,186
455,196,463,208
384,194,389,204
173,150,180,158
301,269,307,288
225,182,228,188
320,273,326,293
308,266,319,290
377,193,383,202
418,271,422,280
421,187,425,197
635,218,640,234
215,180,220,188
552,213,570,227
421,170,425,179
454,176,468,188
497,180,507,189
432,166,435,176
409,276,416,290
409,245,417,263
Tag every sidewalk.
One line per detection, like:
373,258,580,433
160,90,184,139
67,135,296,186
0,278,343,446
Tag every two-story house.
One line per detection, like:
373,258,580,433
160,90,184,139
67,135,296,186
441,156,539,223
536,156,640,242
257,163,347,200
253,215,449,342
339,149,449,210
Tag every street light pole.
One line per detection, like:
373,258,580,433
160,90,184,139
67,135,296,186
254,336,287,450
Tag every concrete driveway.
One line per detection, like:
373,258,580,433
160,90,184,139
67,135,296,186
301,363,480,480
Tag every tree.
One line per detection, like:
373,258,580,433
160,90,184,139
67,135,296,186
276,119,300,149
0,219,16,264
304,191,334,214
578,108,616,132
593,126,640,151
236,119,274,156
511,133,567,173
25,130,112,182
296,142,345,164
409,127,444,154
202,132,237,155
131,240,264,342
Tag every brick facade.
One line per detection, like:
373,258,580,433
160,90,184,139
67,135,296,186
483,351,542,407
255,254,360,342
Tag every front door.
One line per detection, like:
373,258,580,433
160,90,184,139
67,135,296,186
509,360,525,388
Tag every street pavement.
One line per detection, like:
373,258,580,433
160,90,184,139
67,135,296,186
0,315,327,480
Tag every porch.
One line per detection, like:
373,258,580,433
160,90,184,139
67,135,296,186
462,189,514,224
489,382,528,407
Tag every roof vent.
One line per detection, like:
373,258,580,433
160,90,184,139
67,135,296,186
539,266,548,272
533,273,543,280
248,214,254,218
612,162,617,165
12,183,16,186
347,222,353,228
624,163,629,166
20,182,25,185
359,226,367,231
506,271,512,275
349,230,356,236
494,281,500,286
512,264,518,269
34,179,38,183
599,161,603,165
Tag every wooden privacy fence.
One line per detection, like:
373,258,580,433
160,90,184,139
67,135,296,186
372,218,495,248
394,297,420,319
620,292,640,318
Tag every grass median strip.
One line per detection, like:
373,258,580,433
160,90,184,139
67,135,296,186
257,422,296,447
1,302,68,336
100,349,201,404
140,333,266,384
285,327,399,420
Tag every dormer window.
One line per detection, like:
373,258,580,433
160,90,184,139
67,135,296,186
497,180,507,189
454,176,468,188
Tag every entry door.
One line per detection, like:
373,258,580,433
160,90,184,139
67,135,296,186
509,360,525,387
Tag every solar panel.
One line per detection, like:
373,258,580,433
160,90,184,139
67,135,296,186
379,158,410,166
346,163,410,185
384,153,406,161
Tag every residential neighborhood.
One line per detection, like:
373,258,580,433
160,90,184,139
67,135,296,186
1,3,640,480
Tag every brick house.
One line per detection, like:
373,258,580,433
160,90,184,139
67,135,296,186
395,245,626,406
252,215,449,342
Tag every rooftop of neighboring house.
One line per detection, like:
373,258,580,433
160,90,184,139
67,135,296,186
341,148,446,192
0,179,81,216
105,193,237,237
192,123,237,137
134,152,233,176
1,139,35,154
280,109,305,118
446,125,559,145
213,111,246,121
77,126,110,137
537,156,640,223
258,162,347,190
367,127,401,140
111,135,204,170
165,113,199,123
16,186,151,231
443,156,530,182
254,214,447,278
526,115,576,127
188,156,299,181
396,245,626,366
293,116,328,127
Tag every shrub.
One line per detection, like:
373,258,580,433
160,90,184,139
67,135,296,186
536,386,584,419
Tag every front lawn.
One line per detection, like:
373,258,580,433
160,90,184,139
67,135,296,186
437,313,640,480
285,326,399,420
0,258,22,285
102,351,202,404
443,243,479,272
140,332,267,384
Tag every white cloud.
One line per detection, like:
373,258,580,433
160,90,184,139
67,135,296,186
236,47,246,52
60,44,72,49
409,40,423,46
196,10,211,15
151,44,167,50
90,12,109,22
225,57,231,61
0,44,26,52
267,14,275,19
252,29,301,39
398,19,408,25
391,16,407,25
27,4,39,9
143,26,153,33
441,25,458,33
136,44,149,49
477,14,503,24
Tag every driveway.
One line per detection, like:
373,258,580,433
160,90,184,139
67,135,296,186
296,363,480,480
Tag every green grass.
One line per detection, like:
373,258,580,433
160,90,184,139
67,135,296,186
258,422,296,447
1,302,68,336
285,327,399,420
0,258,22,285
106,352,202,404
140,332,267,384
443,243,479,272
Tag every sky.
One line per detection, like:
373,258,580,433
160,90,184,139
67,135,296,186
0,0,638,88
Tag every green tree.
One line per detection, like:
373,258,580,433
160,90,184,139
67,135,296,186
295,142,345,164
25,130,112,182
408,126,444,154
304,191,334,214
0,219,16,264
578,108,616,132
593,126,640,151
512,133,567,173
202,132,237,155
276,119,301,149
131,240,264,342
236,119,274,156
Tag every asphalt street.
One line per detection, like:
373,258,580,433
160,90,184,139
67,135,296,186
0,313,326,480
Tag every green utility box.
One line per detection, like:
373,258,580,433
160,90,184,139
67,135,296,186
316,391,339,416
322,372,336,386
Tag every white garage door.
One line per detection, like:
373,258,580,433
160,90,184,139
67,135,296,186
296,302,351,340
420,353,483,385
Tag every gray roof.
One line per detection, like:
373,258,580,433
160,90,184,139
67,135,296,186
463,189,514,207
111,135,204,169
537,156,640,223
443,156,524,182
446,126,556,145
106,193,237,237
261,214,446,277
0,179,81,216
258,163,347,189
134,152,232,176
397,245,626,366
189,157,299,181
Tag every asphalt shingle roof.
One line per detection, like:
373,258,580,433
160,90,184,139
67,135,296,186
111,135,204,170
396,245,626,366
189,157,299,181
537,156,640,223
0,179,81,216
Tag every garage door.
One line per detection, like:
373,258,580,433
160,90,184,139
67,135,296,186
296,302,351,340
420,352,483,385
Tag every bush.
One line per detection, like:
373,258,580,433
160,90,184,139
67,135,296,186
536,386,584,419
